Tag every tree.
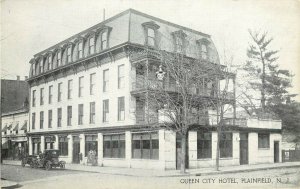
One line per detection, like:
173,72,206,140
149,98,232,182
130,46,235,173
243,30,294,112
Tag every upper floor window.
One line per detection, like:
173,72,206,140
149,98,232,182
172,30,187,54
118,97,125,121
39,60,44,74
57,50,62,67
32,90,36,107
201,44,208,60
32,113,36,130
48,55,53,70
78,41,83,59
78,104,84,125
49,85,53,104
32,62,36,76
79,76,84,97
103,99,109,123
101,31,107,50
197,38,210,60
68,80,73,99
118,65,125,89
142,21,160,47
90,102,95,124
40,88,44,105
103,69,109,92
58,83,62,102
67,46,72,63
57,108,62,127
89,37,95,55
90,73,95,95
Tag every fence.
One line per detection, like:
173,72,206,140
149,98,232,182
282,150,300,162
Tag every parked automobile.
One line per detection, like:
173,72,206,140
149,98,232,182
21,155,37,168
32,149,66,170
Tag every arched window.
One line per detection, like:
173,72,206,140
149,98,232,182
101,31,107,50
89,36,95,55
78,40,83,59
48,54,53,70
57,50,62,66
67,45,72,63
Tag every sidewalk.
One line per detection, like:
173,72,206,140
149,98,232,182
2,160,300,177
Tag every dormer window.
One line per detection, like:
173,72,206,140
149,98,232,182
89,37,95,55
78,41,83,59
172,30,187,54
57,50,62,66
67,45,72,63
48,54,53,70
101,31,107,50
32,62,36,76
201,44,207,60
142,21,160,47
39,59,44,73
197,38,210,60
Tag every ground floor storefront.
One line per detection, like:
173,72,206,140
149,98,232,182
28,127,282,170
1,136,28,160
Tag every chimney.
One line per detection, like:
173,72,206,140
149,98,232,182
25,76,28,80
17,75,20,80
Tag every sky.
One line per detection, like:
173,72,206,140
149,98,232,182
1,0,300,100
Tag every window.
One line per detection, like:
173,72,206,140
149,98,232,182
59,136,68,156
57,108,62,127
118,65,124,89
79,76,84,97
118,97,125,121
48,85,53,104
45,136,54,149
147,28,155,46
32,63,36,76
85,135,98,156
58,83,62,102
201,44,208,60
197,132,212,159
39,60,44,73
67,46,72,63
78,104,84,125
48,55,52,70
90,102,95,124
175,36,183,53
132,132,159,159
219,133,232,158
40,111,44,129
103,134,125,158
57,51,61,66
90,73,95,95
67,106,72,126
32,113,36,130
103,100,109,122
68,80,73,99
32,90,36,107
78,41,83,59
48,110,52,128
40,88,44,105
258,133,270,148
101,31,107,50
103,69,109,92
89,37,95,54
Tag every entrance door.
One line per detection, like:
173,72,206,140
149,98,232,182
73,136,80,164
240,133,248,165
274,141,279,163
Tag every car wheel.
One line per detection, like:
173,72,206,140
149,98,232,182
60,163,65,169
45,162,51,171
21,160,25,167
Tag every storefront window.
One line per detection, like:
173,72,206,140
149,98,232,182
197,132,212,159
132,132,159,160
219,133,232,158
85,135,98,156
103,134,125,158
59,136,68,156
258,133,270,148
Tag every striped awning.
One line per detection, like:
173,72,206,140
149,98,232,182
21,121,27,130
13,123,19,131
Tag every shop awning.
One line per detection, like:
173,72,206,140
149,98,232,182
2,124,8,132
13,123,19,131
20,121,27,130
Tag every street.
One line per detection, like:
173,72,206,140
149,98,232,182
1,164,300,189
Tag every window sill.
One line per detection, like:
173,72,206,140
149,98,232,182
131,158,159,161
197,158,212,161
103,157,125,160
219,157,233,160
258,148,270,150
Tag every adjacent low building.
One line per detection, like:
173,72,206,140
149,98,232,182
26,9,282,170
